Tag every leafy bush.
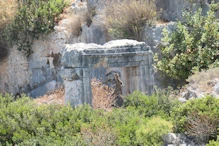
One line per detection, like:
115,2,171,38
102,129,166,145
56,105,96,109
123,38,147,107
208,134,219,146
4,0,68,56
171,96,219,143
123,90,179,118
108,109,145,145
0,93,174,145
136,116,173,146
123,91,160,117
103,0,157,41
3,91,219,145
0,94,89,145
155,4,219,80
208,141,219,146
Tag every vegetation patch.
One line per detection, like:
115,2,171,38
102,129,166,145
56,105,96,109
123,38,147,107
171,96,219,143
102,0,157,41
1,89,219,145
3,0,69,56
0,0,18,30
155,3,219,80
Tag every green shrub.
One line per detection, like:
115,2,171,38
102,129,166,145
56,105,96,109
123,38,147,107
0,92,176,145
123,90,179,118
108,109,146,145
208,141,219,146
171,96,219,143
103,0,157,41
136,116,173,146
4,0,68,56
0,94,89,145
208,134,219,146
155,3,219,80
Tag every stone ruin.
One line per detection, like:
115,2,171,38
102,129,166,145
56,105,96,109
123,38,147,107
60,40,154,107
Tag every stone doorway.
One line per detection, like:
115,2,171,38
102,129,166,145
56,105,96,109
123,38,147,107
60,40,154,107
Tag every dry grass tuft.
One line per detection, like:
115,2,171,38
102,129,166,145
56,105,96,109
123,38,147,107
187,68,219,91
64,15,82,37
102,0,157,41
185,112,218,144
35,87,65,105
91,78,117,110
0,0,18,29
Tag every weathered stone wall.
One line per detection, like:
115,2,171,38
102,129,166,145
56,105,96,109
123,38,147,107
156,0,219,21
61,40,154,107
0,30,68,96
0,0,106,96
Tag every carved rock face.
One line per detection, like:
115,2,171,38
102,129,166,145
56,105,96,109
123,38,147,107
61,39,154,107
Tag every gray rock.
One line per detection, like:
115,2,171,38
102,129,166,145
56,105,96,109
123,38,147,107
213,82,219,94
163,133,177,144
80,24,106,45
143,22,176,53
71,0,88,15
207,78,219,87
178,97,188,103
182,88,198,100
164,133,197,146
29,80,57,98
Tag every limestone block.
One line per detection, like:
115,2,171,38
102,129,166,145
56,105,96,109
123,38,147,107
64,80,83,106
29,80,57,98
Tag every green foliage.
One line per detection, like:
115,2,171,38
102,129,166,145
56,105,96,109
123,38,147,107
123,90,179,118
136,116,173,146
208,141,219,146
4,0,68,56
2,91,218,145
208,134,219,146
171,96,219,141
0,94,88,145
0,93,174,146
108,109,146,145
155,4,219,80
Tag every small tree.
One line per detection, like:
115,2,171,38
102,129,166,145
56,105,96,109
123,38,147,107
155,3,219,80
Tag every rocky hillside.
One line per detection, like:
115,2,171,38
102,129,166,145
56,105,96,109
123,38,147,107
1,0,219,96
